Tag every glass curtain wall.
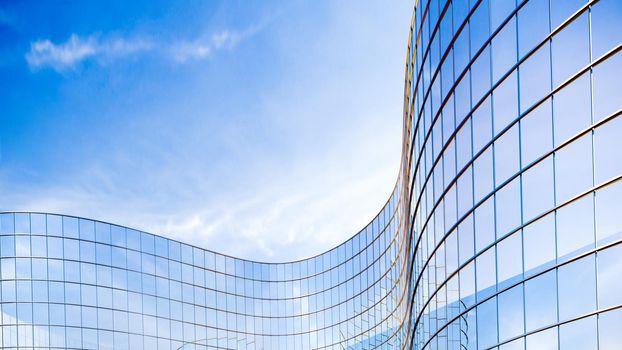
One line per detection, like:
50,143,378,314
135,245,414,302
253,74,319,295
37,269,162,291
404,0,622,349
0,185,409,350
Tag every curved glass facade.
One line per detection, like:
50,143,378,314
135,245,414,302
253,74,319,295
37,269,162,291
2,0,622,349
0,187,409,349
404,0,622,349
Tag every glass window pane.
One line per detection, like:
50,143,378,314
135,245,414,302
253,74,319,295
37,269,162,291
455,71,471,123
522,156,554,222
591,0,622,59
498,284,524,342
526,327,558,349
1,236,15,257
491,0,516,31
523,214,556,275
63,217,79,239
597,244,622,309
495,177,521,238
491,18,517,83
79,219,95,241
494,124,519,184
525,270,557,331
559,316,597,350
457,167,474,218
519,42,551,113
470,0,491,58
15,236,30,256
493,72,519,135
500,338,524,350
557,255,596,321
474,147,494,203
553,73,591,147
595,180,622,246
594,116,622,184
47,237,63,259
599,308,622,350
517,0,550,58
475,197,495,252
458,215,475,266
592,52,622,123
556,195,595,260
456,119,473,171
472,97,493,155
554,134,593,204
14,214,29,234
551,0,587,29
95,222,111,244
521,99,552,166
476,247,496,300
471,47,492,105
30,214,46,234
496,231,523,289
110,225,126,247
551,13,589,87
460,261,476,307
47,215,62,236
476,296,498,349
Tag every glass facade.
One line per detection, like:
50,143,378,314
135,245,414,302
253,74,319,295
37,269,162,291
404,0,622,349
2,0,622,349
0,188,408,349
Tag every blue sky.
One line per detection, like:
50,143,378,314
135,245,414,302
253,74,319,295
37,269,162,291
0,0,412,261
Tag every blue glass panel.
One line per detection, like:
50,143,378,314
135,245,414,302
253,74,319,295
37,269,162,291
558,255,596,321
591,0,622,59
498,284,524,342
594,116,622,184
599,308,622,350
476,296,498,349
595,180,622,246
553,73,591,147
592,52,622,123
597,244,622,309
517,0,550,58
519,43,551,113
524,270,557,331
556,195,595,261
551,13,589,87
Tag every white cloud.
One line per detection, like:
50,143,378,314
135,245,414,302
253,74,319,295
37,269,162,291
26,35,97,71
6,1,411,262
1,146,396,262
27,27,258,71
170,42,211,62
170,28,254,63
211,31,236,49
25,34,153,72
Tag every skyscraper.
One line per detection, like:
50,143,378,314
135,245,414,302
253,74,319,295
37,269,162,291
1,0,621,349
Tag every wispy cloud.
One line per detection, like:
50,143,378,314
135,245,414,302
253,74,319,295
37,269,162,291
5,1,410,262
170,28,257,62
26,27,257,72
25,34,153,72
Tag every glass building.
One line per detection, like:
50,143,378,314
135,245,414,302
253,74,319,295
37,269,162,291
2,0,622,349
0,193,408,349
404,0,622,349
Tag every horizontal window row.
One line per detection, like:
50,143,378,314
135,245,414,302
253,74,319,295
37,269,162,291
0,205,399,284
416,305,622,350
0,321,406,350
0,261,405,318
0,232,404,304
